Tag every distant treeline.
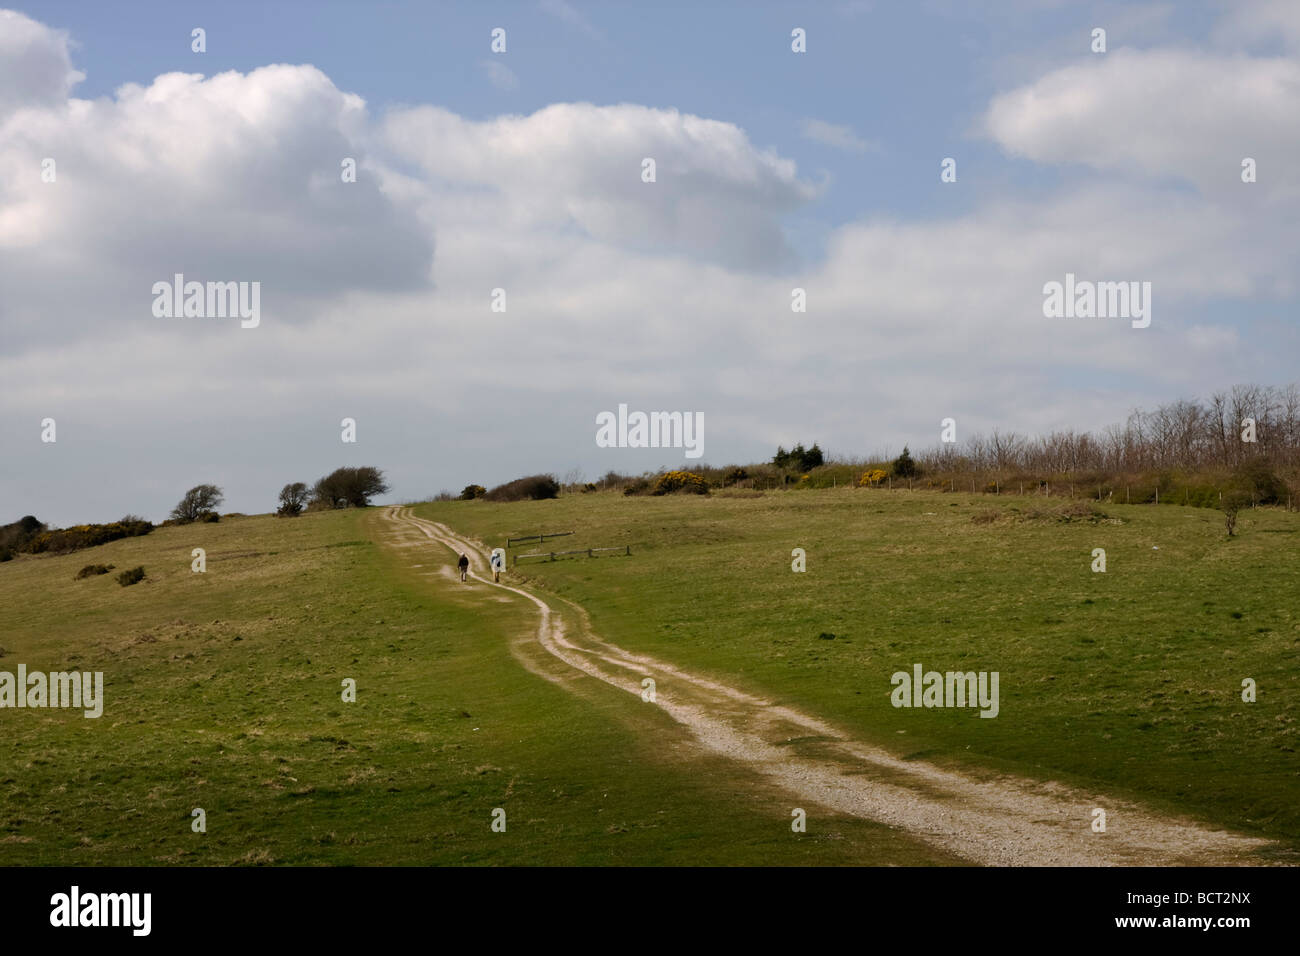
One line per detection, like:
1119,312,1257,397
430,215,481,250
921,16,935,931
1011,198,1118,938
1,466,392,561
453,385,1300,510
918,384,1300,474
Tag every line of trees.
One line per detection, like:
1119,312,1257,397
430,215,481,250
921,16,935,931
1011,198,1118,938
168,466,390,523
277,466,389,516
919,384,1300,475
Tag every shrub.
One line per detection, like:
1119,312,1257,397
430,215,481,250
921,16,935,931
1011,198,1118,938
622,477,652,496
75,563,115,580
1232,459,1286,505
117,566,146,587
485,474,560,502
277,482,310,517
171,484,224,523
311,466,390,509
22,518,153,555
722,466,749,486
652,471,709,495
859,468,888,487
1222,490,1252,536
198,510,220,523
0,515,46,554
773,443,824,471
583,482,598,493
459,484,487,501
892,446,919,478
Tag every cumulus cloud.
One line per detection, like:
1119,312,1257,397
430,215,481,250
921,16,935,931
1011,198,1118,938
0,9,83,117
984,48,1300,199
0,19,433,351
382,102,819,271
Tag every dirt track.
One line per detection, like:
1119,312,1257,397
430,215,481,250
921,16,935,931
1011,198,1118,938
380,505,1275,866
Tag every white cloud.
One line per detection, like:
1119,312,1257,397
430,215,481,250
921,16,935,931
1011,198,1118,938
1213,0,1300,53
0,9,83,118
383,102,819,270
984,48,1300,199
480,58,519,91
799,118,879,154
0,21,433,352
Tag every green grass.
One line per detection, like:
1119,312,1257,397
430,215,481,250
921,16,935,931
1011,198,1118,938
420,487,1300,851
0,509,954,865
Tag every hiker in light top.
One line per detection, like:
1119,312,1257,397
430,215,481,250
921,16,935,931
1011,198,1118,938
458,553,469,582
490,549,504,582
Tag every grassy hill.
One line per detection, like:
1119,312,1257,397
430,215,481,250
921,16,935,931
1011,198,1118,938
0,508,954,865
417,487,1300,853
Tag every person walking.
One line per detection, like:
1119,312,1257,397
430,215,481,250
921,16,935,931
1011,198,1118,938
458,552,469,583
490,549,504,583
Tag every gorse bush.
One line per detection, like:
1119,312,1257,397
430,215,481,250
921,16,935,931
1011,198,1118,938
116,566,145,587
652,471,709,495
23,518,154,555
859,468,888,487
485,474,560,502
723,466,749,486
622,477,652,496
1,515,45,555
75,563,115,579
459,485,487,500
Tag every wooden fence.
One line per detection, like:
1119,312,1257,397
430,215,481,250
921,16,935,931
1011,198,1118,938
506,531,574,547
513,546,630,566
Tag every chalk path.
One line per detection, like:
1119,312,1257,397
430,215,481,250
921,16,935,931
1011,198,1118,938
379,505,1273,866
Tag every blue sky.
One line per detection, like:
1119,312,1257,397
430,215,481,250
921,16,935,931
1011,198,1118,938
4,1,1299,523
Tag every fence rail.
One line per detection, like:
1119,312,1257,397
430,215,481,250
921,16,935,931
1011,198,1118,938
513,546,630,566
506,531,574,547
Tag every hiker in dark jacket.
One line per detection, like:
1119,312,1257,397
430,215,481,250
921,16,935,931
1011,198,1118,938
458,553,470,582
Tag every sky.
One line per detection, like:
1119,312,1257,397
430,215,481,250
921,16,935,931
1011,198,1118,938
2,0,1298,524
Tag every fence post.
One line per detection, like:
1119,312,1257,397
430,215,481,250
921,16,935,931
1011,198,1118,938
550,552,555,561
588,548,592,557
1127,486,1130,504
625,545,630,556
